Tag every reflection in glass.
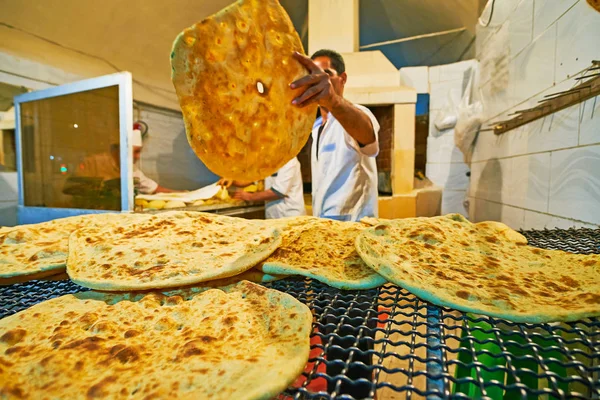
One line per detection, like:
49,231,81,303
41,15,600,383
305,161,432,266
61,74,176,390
0,129,17,172
20,85,121,210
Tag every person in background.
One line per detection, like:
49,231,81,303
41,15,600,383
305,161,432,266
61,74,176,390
290,49,380,222
129,127,179,194
73,126,179,194
218,157,305,219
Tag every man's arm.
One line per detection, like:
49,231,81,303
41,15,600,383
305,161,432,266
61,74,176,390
217,178,255,188
328,97,376,146
233,189,282,202
290,52,376,146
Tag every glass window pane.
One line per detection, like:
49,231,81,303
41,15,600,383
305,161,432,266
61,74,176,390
20,85,121,210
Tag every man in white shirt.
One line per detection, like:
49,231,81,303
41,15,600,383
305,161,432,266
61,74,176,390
218,157,306,219
290,49,380,222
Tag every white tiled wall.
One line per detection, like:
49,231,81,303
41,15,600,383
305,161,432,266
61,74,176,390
555,0,600,81
514,104,580,155
548,145,600,225
399,66,429,93
467,0,600,229
510,24,557,105
0,172,18,227
509,0,534,57
532,0,578,38
580,96,600,146
426,60,476,217
504,153,551,212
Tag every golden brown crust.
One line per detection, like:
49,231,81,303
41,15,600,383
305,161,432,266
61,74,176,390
67,211,282,291
260,217,386,289
0,214,139,282
356,214,600,322
170,0,318,181
0,281,312,400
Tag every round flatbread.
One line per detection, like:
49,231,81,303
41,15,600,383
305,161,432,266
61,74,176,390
170,0,318,181
67,211,282,291
356,214,600,323
259,217,386,290
0,281,312,400
0,213,140,284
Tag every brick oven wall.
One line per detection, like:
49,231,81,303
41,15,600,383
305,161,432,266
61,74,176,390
368,106,394,173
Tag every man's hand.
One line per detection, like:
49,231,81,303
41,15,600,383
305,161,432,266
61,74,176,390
290,52,376,147
290,52,341,110
217,178,233,188
232,190,253,201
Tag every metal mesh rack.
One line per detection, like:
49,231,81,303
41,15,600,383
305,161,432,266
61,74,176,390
1,228,599,400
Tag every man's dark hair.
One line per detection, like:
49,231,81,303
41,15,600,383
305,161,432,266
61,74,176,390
311,49,346,74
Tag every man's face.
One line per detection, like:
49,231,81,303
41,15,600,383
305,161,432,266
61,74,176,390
133,146,143,164
312,56,346,96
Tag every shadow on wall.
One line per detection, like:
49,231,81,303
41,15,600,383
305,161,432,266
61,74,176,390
0,172,19,226
446,162,470,216
155,127,218,190
472,158,503,222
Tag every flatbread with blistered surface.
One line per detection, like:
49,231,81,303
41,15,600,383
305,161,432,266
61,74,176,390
67,211,282,291
171,0,317,181
0,281,312,400
260,218,386,290
356,214,600,322
0,213,139,284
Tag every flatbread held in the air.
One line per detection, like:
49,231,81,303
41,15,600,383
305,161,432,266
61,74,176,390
355,214,600,323
0,281,312,400
171,0,317,181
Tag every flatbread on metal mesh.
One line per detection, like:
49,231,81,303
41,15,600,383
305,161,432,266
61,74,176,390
0,213,139,285
259,218,386,290
355,214,600,323
0,281,312,400
200,268,287,287
171,0,317,181
67,211,282,291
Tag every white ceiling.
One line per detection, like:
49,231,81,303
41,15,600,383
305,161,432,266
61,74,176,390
0,0,483,110
360,0,486,68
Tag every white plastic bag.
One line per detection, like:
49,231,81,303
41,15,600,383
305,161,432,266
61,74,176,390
454,65,483,165
434,90,458,132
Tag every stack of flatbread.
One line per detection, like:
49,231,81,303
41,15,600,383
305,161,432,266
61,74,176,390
1,210,599,398
0,211,316,400
2,212,599,317
0,209,388,398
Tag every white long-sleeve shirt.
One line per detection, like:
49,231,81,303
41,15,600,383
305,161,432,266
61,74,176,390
311,104,380,222
264,157,306,219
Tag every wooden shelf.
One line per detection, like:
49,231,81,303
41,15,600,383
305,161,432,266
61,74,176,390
491,61,600,135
